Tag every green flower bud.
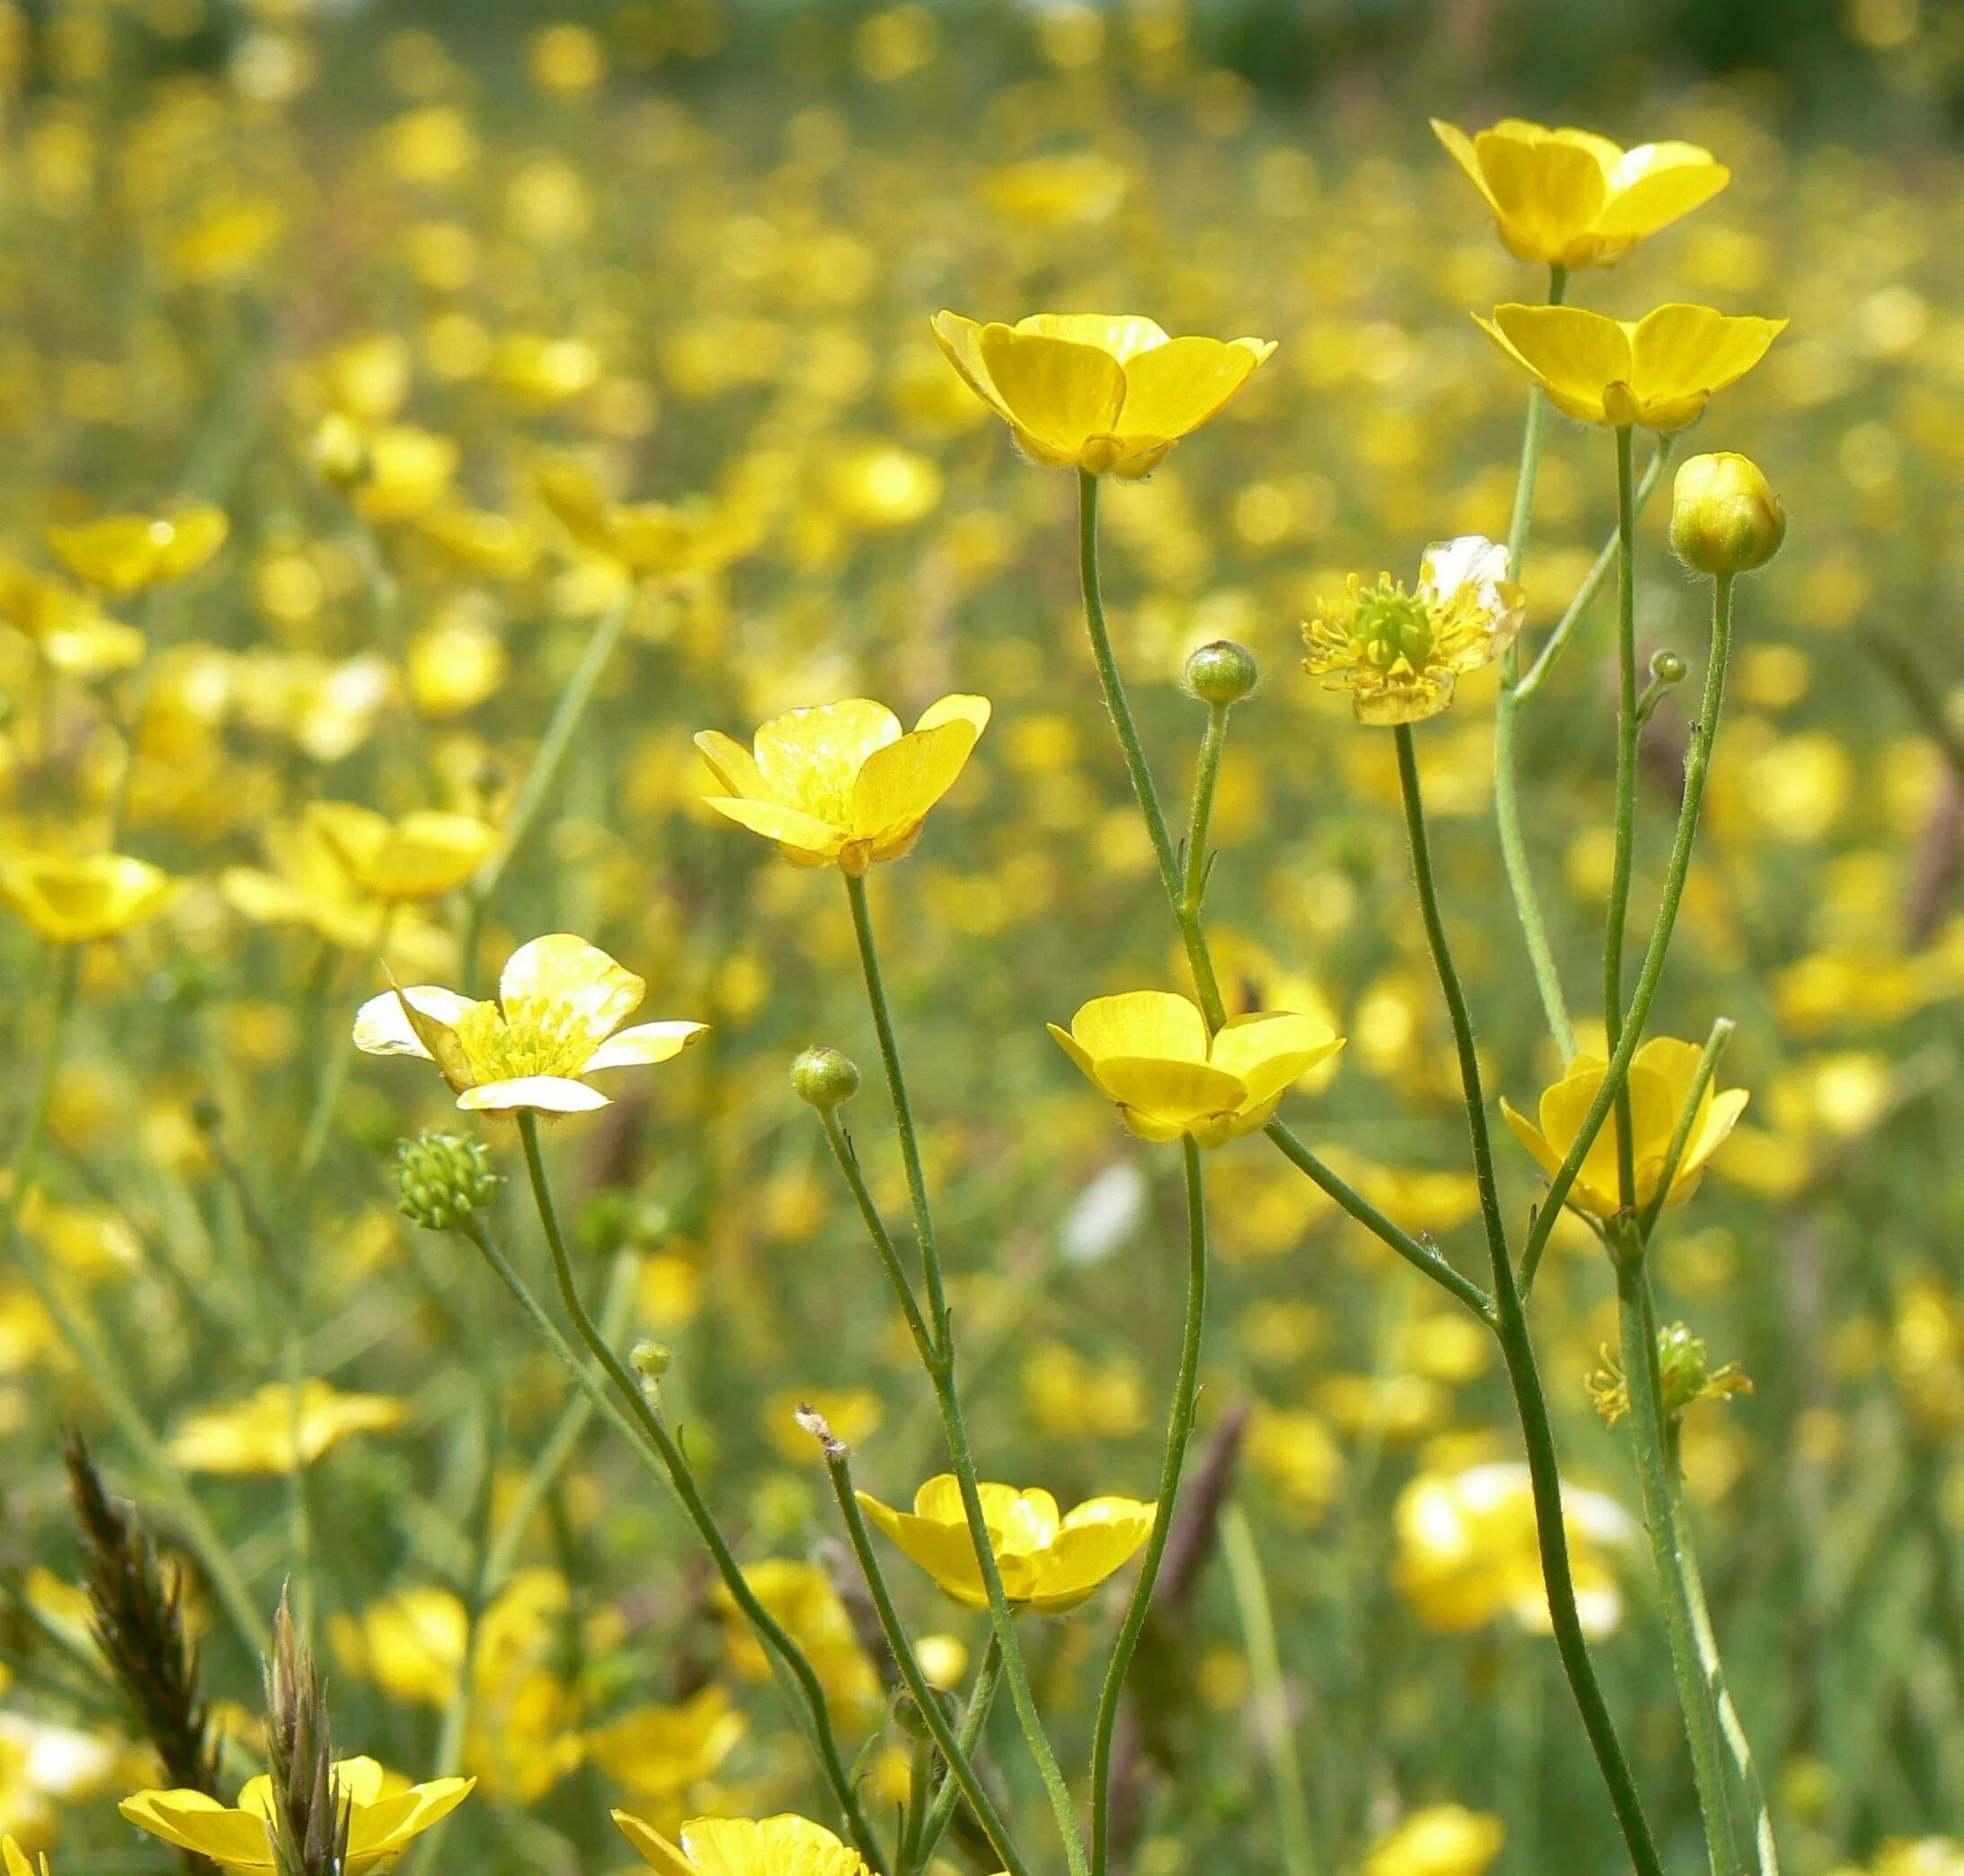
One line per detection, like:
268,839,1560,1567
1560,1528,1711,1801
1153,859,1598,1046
890,1683,961,1744
1670,452,1785,575
631,1339,671,1381
395,1131,500,1231
1649,648,1688,686
791,1045,860,1109
1183,638,1259,706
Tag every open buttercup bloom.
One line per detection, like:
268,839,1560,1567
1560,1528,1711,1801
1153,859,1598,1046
932,311,1275,478
1501,1036,1750,1221
0,851,174,944
535,459,755,577
353,932,707,1115
120,1756,473,1872
1475,303,1786,431
1302,536,1524,725
1051,990,1343,1147
694,696,991,874
166,1381,409,1474
858,1473,1155,1612
303,802,497,903
45,505,227,595
1433,118,1728,270
613,1811,870,1876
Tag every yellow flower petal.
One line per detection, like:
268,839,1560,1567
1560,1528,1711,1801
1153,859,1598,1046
1209,1011,1343,1111
1016,312,1171,360
1115,335,1265,446
701,795,847,858
613,1810,696,1874
975,325,1126,464
1631,304,1786,408
1093,1056,1247,1134
1067,990,1210,1064
1472,129,1607,262
1595,145,1730,240
498,933,644,1045
457,1075,611,1114
849,717,984,847
582,1019,710,1072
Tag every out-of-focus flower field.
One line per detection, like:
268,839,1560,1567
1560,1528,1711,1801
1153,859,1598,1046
7,2,1964,1873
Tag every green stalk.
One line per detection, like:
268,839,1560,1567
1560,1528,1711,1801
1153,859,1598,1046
1517,572,1736,1285
814,1431,1030,1876
911,1636,1005,1873
510,1116,890,1873
1220,1501,1316,1876
841,869,1089,1876
1604,424,1642,1206
1493,261,1575,1056
1395,725,1663,1876
462,589,634,994
1614,1244,1741,1876
1089,1134,1209,1874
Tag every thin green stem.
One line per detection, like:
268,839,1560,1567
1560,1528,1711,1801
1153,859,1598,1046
509,1117,889,1873
463,589,635,993
818,1110,935,1365
1183,699,1228,935
1515,440,1675,705
1493,260,1575,1056
1518,572,1735,1284
1079,468,1222,1020
911,1637,1004,1874
840,869,1088,1876
1615,1245,1740,1876
1089,1135,1209,1875
1605,424,1641,1208
1395,724,1663,1876
815,1433,1029,1876
1220,1501,1316,1876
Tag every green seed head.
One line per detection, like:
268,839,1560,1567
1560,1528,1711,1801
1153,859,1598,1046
395,1130,500,1231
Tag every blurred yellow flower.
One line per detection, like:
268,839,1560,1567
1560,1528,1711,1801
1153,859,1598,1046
613,1812,867,1876
717,1561,877,1717
1302,535,1524,725
1501,1036,1749,1220
1433,118,1728,270
120,1756,473,1872
694,695,990,874
586,1685,746,1805
0,852,173,944
222,816,393,949
1364,1803,1506,1876
0,555,144,676
1050,989,1341,1147
858,1473,1154,1612
536,461,756,578
317,422,458,523
932,311,1275,477
353,933,707,1116
330,1587,467,1708
1395,1463,1634,1637
1475,303,1785,431
305,802,495,904
45,506,227,595
166,1381,408,1474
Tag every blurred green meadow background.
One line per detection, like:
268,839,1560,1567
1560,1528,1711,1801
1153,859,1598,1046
5,0,1964,1872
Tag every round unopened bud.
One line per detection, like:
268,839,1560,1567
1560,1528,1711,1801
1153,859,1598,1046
791,1045,860,1109
1182,639,1259,706
631,1339,671,1380
1669,452,1785,575
395,1130,500,1231
1649,648,1688,686
890,1684,962,1744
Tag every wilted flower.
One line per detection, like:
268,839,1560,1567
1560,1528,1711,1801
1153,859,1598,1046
1475,303,1786,431
1302,536,1524,725
694,696,991,874
0,852,174,944
354,935,707,1116
1501,1036,1749,1220
858,1473,1154,1612
120,1756,473,1872
933,311,1275,477
46,506,227,595
1433,118,1728,269
613,1812,867,1876
1050,989,1342,1147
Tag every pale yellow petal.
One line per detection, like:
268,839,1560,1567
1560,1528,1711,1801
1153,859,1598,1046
498,933,644,1046
930,309,1011,420
1014,313,1170,360
458,1075,610,1114
582,1019,709,1071
1430,118,1500,213
351,986,477,1060
752,698,902,818
1483,306,1632,422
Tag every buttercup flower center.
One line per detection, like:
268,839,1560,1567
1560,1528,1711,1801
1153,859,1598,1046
456,1000,594,1081
1353,582,1435,671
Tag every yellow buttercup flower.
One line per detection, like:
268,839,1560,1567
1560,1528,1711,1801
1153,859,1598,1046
535,461,756,577
932,311,1275,478
586,1685,747,1805
1500,1036,1750,1221
694,696,990,874
222,816,396,948
3,1836,49,1876
1302,536,1524,726
304,802,496,903
858,1473,1154,1612
353,933,707,1115
1432,118,1728,270
315,422,459,524
613,1811,868,1876
1050,990,1342,1148
166,1381,409,1474
120,1756,473,1872
0,555,145,676
0,851,174,944
45,505,227,595
1475,303,1786,431
1364,1804,1506,1876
